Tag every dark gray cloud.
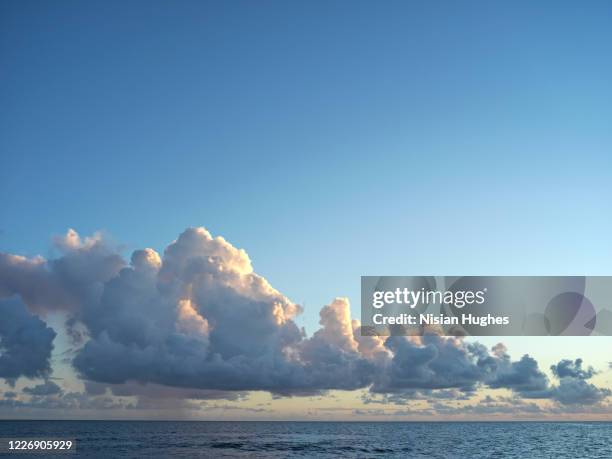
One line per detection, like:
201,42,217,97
487,355,610,406
0,297,56,381
551,358,595,380
551,378,611,405
23,381,63,396
547,358,610,406
370,335,497,393
84,381,244,401
488,354,551,398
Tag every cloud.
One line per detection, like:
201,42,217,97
1,226,610,413
370,335,497,393
550,358,595,380
0,231,124,314
83,380,244,401
0,297,56,381
547,358,610,405
487,354,551,398
431,395,545,416
69,228,310,393
23,381,63,396
551,378,611,405
295,297,376,394
0,254,69,313
0,391,127,412
67,230,374,395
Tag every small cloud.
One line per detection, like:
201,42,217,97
23,381,63,396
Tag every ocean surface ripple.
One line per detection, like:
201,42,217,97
1,421,611,458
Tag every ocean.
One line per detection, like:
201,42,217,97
0,421,611,458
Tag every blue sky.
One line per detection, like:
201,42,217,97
3,1,612,330
1,1,612,419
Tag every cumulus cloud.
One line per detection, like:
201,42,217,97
0,297,56,381
70,228,309,393
1,226,610,414
370,335,497,393
65,230,379,396
0,254,70,313
551,378,611,405
551,358,596,380
547,358,610,405
0,231,124,315
488,354,550,398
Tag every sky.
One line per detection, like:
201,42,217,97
1,0,612,420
